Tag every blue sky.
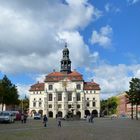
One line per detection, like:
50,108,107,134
0,0,140,99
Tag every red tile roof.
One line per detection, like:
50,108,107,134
84,82,100,90
44,71,83,82
29,82,44,91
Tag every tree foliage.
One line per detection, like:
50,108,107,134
126,77,140,120
0,75,19,110
19,96,29,113
100,97,118,116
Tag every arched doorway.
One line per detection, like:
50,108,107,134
31,110,36,117
76,111,81,118
85,110,90,117
92,110,98,117
38,110,43,117
49,111,53,118
57,111,63,117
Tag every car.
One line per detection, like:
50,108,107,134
10,111,21,121
34,113,41,120
0,111,15,123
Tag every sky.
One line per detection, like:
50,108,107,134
0,0,140,99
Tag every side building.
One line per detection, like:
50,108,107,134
29,45,101,118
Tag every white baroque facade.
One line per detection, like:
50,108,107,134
29,45,101,118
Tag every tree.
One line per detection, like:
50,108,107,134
100,99,108,116
107,97,118,115
100,97,118,116
0,75,19,111
19,96,29,113
126,78,140,120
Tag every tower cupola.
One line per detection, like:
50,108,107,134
60,43,71,73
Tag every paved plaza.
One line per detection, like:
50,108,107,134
0,118,139,140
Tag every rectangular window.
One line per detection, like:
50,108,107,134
77,104,80,108
58,93,62,101
48,85,53,90
49,94,53,101
33,102,36,107
58,104,62,108
49,104,52,108
68,104,72,108
39,102,42,107
86,102,89,107
92,102,96,107
76,84,81,90
76,93,81,101
68,92,72,101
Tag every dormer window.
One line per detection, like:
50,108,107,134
48,85,53,90
76,84,81,90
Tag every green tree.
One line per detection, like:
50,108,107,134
0,75,19,111
126,78,140,120
100,97,118,116
100,99,108,116
19,96,29,113
107,97,118,115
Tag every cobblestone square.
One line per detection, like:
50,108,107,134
0,118,139,140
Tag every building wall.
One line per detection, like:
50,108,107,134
29,80,100,118
117,92,140,118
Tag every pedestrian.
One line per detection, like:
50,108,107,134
87,115,90,123
90,114,94,123
21,113,24,123
23,113,27,123
43,115,48,127
57,115,62,127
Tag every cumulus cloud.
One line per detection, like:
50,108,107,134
92,64,140,99
90,25,113,48
17,83,30,99
0,0,101,74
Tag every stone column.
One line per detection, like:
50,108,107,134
81,91,85,118
72,90,77,115
62,90,68,118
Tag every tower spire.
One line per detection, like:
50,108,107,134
60,43,71,73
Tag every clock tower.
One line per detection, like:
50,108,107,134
60,43,71,73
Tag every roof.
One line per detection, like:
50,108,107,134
84,82,100,90
44,71,83,82
29,82,44,91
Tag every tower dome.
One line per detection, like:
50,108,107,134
60,43,71,73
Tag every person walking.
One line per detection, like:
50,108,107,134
57,115,62,127
23,113,27,123
21,113,24,123
90,114,94,123
43,115,48,127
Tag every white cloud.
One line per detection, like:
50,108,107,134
90,25,113,48
105,3,120,13
17,83,30,99
91,64,140,99
57,31,99,69
0,0,101,74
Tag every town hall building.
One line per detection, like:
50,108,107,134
29,44,101,118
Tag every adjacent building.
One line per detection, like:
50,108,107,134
29,45,101,118
116,92,140,118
